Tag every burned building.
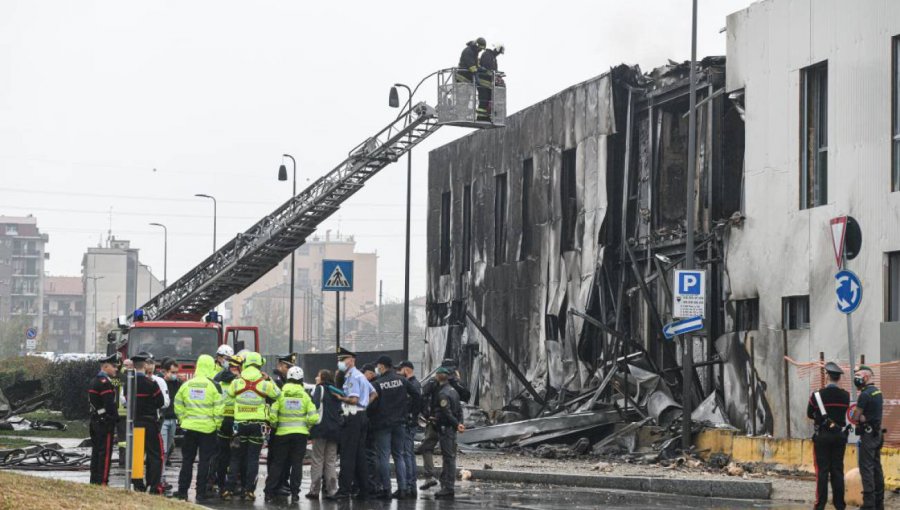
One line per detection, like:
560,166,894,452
426,60,752,429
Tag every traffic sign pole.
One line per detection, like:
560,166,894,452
843,254,857,401
335,291,341,352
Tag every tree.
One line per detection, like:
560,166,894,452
0,316,33,358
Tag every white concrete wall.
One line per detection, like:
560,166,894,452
725,0,900,437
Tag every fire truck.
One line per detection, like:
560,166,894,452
105,68,505,373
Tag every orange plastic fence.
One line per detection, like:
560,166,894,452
785,357,899,447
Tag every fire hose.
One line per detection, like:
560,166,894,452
0,447,90,471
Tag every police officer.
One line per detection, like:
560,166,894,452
127,352,166,494
89,353,119,485
397,360,421,498
264,366,318,503
209,354,242,495
328,348,377,501
420,359,470,490
173,354,222,502
273,353,297,389
368,355,410,500
806,361,849,510
432,367,465,500
224,352,281,501
851,365,884,510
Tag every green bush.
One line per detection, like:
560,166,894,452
44,360,100,420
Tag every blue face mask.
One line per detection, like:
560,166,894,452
337,361,348,372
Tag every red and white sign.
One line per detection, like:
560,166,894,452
830,216,847,269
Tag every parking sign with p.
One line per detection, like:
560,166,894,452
673,269,706,318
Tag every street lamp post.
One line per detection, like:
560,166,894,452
149,223,168,287
194,194,217,253
279,154,297,354
390,82,413,361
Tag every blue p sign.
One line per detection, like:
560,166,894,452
678,271,702,295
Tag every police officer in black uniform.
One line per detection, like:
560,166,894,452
806,361,849,510
419,359,470,490
127,351,166,494
89,353,120,485
851,365,885,510
432,367,464,500
368,355,410,500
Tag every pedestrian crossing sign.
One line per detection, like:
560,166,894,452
322,259,354,292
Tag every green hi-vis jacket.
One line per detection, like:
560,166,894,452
269,382,318,436
226,366,281,423
174,355,223,434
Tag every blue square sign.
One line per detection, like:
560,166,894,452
322,259,354,292
673,269,706,318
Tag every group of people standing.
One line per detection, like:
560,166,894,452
457,36,505,121
88,344,471,503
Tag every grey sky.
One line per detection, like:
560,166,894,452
0,0,749,303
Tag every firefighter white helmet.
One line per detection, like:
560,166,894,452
494,43,505,55
287,366,304,382
216,344,234,357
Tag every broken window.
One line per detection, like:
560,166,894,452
545,314,559,341
520,158,533,261
734,298,759,332
462,184,472,272
800,62,828,209
494,173,508,265
888,251,900,322
440,191,451,275
893,36,900,191
782,295,810,330
560,148,577,252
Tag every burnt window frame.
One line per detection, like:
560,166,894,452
462,184,472,272
893,36,900,192
800,61,828,209
440,190,451,275
782,295,810,330
520,158,534,261
494,173,508,265
560,148,577,252
888,251,900,322
733,298,760,332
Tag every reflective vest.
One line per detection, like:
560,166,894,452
227,367,280,423
174,376,221,434
269,382,318,436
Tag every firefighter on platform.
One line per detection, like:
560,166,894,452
851,365,885,510
173,354,222,502
264,366,319,503
432,366,465,500
806,361,849,510
88,353,119,485
127,351,166,494
477,43,504,117
223,351,280,501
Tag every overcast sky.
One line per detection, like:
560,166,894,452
0,0,750,303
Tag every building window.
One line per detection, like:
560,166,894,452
520,158,533,261
5,225,17,236
888,252,900,322
893,36,900,191
494,173,508,265
783,295,810,330
734,298,759,331
800,62,828,209
462,185,472,272
440,191,451,275
561,148,577,252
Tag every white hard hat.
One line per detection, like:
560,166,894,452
216,344,234,357
494,43,505,54
287,366,304,382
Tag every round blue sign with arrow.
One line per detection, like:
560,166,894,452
25,327,37,339
834,269,862,314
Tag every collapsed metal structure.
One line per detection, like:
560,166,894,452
426,58,772,439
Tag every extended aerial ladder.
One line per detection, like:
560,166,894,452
139,68,506,321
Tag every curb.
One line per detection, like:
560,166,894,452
463,468,773,500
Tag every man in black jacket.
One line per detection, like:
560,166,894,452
158,358,181,490
419,359,469,490
432,367,465,500
368,356,411,499
456,38,485,83
397,360,421,497
127,352,166,494
477,44,504,116
89,353,119,486
806,361,849,510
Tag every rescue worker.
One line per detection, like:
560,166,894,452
173,354,222,502
88,353,119,486
328,347,377,501
215,344,234,371
368,355,410,500
457,37,486,83
420,359,470,490
398,360,421,498
224,351,280,501
264,366,319,502
806,361,849,510
851,365,884,510
432,366,465,500
477,43,504,116
210,354,242,495
127,352,166,494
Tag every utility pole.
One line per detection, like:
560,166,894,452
378,280,383,346
278,154,297,354
682,0,699,453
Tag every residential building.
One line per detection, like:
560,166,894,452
43,276,85,353
0,215,48,329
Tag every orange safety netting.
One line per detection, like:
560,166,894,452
785,357,900,447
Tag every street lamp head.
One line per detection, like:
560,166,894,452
389,86,400,108
278,164,288,181
195,193,211,199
